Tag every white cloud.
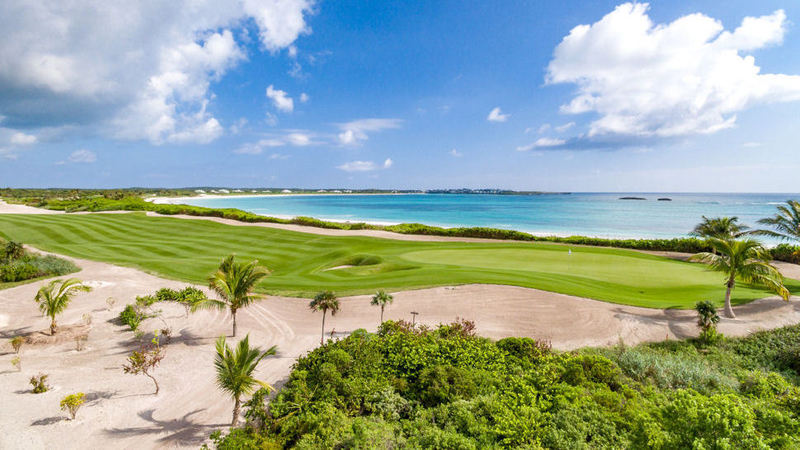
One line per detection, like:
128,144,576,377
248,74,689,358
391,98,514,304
233,131,316,154
269,153,290,160
10,132,37,145
449,148,463,157
337,160,378,172
234,139,284,154
230,117,248,134
487,107,510,122
299,93,310,103
337,158,394,172
516,137,566,152
337,118,403,146
286,132,312,146
742,141,763,148
266,85,294,112
241,0,314,52
68,149,96,163
555,122,575,133
546,4,800,138
0,1,315,145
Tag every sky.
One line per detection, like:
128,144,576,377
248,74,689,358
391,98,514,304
1,0,800,192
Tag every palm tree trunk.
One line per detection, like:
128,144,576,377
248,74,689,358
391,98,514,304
232,396,241,426
724,278,736,319
50,318,57,335
232,310,237,337
380,305,384,323
321,310,327,345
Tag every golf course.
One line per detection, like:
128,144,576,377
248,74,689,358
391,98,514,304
1,212,797,308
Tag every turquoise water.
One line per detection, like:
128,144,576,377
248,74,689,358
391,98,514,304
174,193,798,241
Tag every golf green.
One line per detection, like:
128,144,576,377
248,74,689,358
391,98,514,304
1,212,797,308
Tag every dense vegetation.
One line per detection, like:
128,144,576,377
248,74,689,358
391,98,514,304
209,320,800,449
0,238,78,286
2,213,797,308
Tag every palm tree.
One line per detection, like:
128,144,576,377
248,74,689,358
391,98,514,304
214,334,276,426
309,291,340,344
753,200,800,243
35,279,92,335
193,254,269,337
370,290,394,323
690,238,789,319
691,216,749,240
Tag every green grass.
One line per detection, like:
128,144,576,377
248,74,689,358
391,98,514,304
0,212,797,308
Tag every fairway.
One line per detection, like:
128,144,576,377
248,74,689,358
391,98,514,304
0,213,797,309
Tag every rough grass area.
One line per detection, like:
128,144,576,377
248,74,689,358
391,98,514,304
0,213,797,308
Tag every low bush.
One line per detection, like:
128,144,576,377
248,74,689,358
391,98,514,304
208,322,800,448
60,393,86,420
119,304,148,332
30,373,49,393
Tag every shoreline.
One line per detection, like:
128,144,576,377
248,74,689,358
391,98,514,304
148,191,418,204
148,194,680,241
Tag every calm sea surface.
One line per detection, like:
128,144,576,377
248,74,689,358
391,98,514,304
175,193,799,241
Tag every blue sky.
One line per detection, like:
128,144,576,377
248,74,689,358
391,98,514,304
1,0,799,192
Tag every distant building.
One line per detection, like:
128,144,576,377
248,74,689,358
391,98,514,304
282,189,292,193
219,189,230,194
195,189,206,194
233,189,243,193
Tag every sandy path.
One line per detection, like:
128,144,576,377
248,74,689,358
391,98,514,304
2,249,799,449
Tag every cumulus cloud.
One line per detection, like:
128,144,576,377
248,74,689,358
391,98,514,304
67,149,97,163
449,148,463,157
546,4,800,138
516,137,566,152
266,85,294,112
337,158,394,172
299,93,310,103
487,107,509,122
337,118,403,146
0,1,315,145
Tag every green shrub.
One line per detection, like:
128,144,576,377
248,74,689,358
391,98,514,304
30,373,49,393
119,304,147,331
60,392,86,420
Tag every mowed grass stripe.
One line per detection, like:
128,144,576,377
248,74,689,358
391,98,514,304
1,212,798,309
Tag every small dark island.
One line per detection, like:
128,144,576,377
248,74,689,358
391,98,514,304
657,197,672,201
619,196,646,200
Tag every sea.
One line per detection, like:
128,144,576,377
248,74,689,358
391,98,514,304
172,193,799,242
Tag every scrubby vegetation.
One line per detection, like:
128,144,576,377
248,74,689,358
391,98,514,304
123,332,166,395
29,374,50,394
118,286,208,331
0,238,78,284
60,393,86,420
208,321,800,449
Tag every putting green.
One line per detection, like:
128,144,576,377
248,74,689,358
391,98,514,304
0,212,797,309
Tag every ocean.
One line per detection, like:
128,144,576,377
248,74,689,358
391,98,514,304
172,193,799,241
